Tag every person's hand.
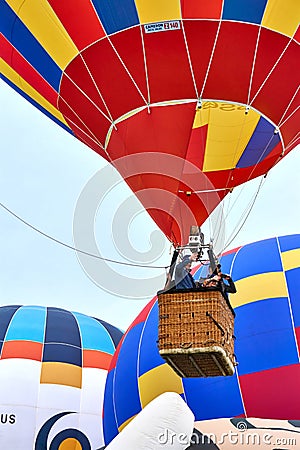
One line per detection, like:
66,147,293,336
221,273,231,280
212,275,221,281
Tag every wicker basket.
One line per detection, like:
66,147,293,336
158,289,236,378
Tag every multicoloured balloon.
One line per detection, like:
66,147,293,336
0,305,123,449
1,1,299,244
105,392,194,450
103,234,300,445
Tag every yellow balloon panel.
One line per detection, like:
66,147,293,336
262,0,300,38
135,0,181,24
0,60,69,127
232,271,288,308
138,363,184,409
199,104,260,172
281,248,300,272
6,0,78,69
40,362,82,389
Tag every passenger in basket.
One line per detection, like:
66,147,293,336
202,274,221,288
202,265,237,302
175,253,198,290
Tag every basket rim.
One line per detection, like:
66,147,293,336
161,347,236,377
157,288,235,316
159,345,230,357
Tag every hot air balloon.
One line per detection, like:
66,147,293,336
0,305,123,449
1,1,299,245
102,234,300,445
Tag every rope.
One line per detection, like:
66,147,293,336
79,53,115,124
212,103,296,251
199,14,223,100
285,132,300,151
106,35,148,106
247,25,262,106
249,35,294,107
181,20,199,98
0,202,169,270
63,72,112,124
279,104,300,130
59,96,107,152
219,175,265,254
61,113,105,150
140,24,151,106
211,21,295,249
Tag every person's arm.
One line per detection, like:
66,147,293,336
223,276,237,294
176,254,197,270
176,259,190,271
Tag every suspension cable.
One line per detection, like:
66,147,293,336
0,201,169,270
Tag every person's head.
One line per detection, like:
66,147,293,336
182,255,192,271
209,263,221,275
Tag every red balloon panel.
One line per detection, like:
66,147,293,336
48,0,106,50
62,53,112,121
203,21,259,105
181,0,223,20
107,102,196,159
249,27,290,104
183,20,220,96
142,27,197,103
240,364,300,420
252,39,300,125
59,73,111,147
78,37,146,120
109,27,149,103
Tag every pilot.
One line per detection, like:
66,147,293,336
175,253,198,289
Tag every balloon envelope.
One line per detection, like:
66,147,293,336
1,1,299,243
105,392,194,450
102,234,300,444
0,305,123,449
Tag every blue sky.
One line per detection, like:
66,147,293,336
1,80,299,330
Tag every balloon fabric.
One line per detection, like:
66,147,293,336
1,1,299,244
102,234,300,444
0,305,123,449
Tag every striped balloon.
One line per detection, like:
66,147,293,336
0,305,123,449
1,1,299,244
103,234,300,445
